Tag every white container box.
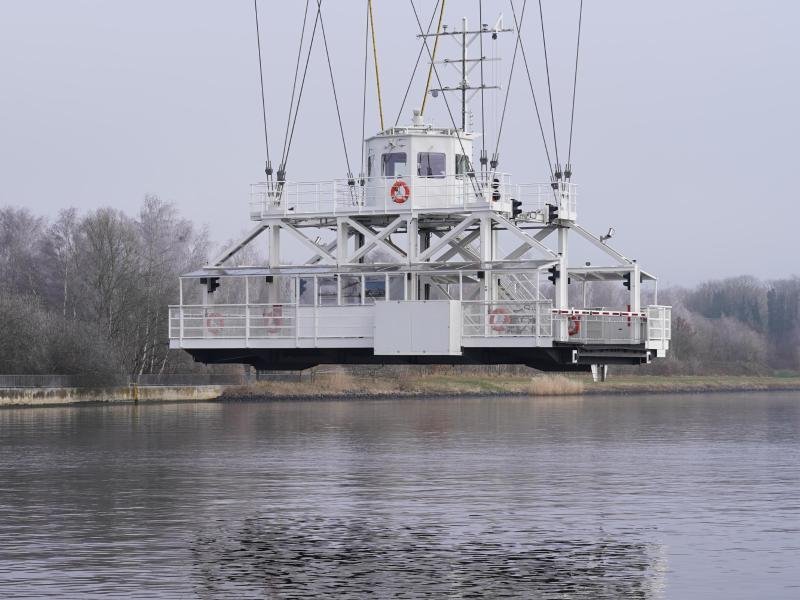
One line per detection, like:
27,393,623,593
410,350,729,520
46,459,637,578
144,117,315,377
373,300,462,356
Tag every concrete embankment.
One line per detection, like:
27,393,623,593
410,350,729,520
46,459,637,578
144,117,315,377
0,385,226,408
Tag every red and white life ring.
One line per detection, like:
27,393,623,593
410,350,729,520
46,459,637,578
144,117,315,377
206,311,224,336
263,305,284,335
568,315,581,336
390,179,411,204
489,307,512,333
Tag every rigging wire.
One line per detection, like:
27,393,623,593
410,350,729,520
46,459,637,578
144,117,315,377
280,0,313,176
538,0,560,174
368,0,385,131
566,0,583,177
494,0,525,163
509,0,554,177
420,0,446,116
316,0,354,179
409,0,482,197
282,4,322,177
361,0,370,177
253,0,272,182
478,0,486,171
395,0,442,127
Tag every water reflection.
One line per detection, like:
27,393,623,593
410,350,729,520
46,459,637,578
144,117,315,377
192,516,664,598
0,393,798,598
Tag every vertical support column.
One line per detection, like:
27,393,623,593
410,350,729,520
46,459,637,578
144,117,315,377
555,225,569,340
420,228,430,300
268,222,281,304
179,278,184,340
245,277,250,343
629,263,641,312
407,216,418,300
479,214,492,303
336,218,349,265
556,226,569,310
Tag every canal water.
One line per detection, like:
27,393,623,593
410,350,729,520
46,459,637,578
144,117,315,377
0,392,798,598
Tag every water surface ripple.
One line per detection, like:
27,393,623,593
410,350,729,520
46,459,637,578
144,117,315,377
0,392,798,598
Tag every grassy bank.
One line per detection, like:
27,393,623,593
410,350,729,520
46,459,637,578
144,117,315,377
222,373,800,400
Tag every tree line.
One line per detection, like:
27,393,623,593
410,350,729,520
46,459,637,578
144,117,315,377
0,198,798,376
0,197,208,378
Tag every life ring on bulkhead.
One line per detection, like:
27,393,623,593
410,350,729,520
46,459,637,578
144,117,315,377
489,307,512,333
206,311,224,336
568,315,581,336
263,305,284,335
390,179,411,204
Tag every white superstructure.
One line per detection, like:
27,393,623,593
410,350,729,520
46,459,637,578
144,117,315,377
168,4,671,373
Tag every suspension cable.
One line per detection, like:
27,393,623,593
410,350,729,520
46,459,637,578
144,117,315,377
368,0,385,131
538,0,560,172
509,0,554,177
253,0,272,181
494,0,526,161
283,4,321,174
395,0,441,127
566,0,583,176
478,0,486,170
420,0,446,116
360,0,370,177
280,0,312,173
409,0,482,197
316,0,353,179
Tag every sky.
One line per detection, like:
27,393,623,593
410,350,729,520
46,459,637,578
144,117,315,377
0,0,797,285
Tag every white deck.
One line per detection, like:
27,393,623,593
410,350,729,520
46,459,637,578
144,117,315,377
169,301,671,357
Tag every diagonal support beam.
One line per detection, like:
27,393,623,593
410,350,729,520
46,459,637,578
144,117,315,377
416,216,479,262
305,238,338,265
436,229,481,262
570,223,633,265
343,217,407,262
211,223,267,266
347,215,407,263
490,213,558,259
279,220,337,263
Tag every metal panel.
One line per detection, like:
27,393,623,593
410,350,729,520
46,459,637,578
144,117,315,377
374,301,462,356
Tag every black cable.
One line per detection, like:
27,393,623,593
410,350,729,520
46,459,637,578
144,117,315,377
566,0,583,175
253,0,271,180
494,0,526,160
283,5,321,174
316,0,353,178
478,0,486,168
510,0,554,177
281,0,312,171
360,0,370,177
394,0,441,127
538,0,560,172
409,0,482,198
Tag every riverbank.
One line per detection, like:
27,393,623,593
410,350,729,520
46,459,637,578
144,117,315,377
0,385,226,408
3,375,800,407
221,373,800,401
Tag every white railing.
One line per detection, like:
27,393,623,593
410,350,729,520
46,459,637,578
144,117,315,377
169,304,296,340
462,300,554,338
170,301,667,348
552,309,647,344
249,175,571,217
646,305,672,356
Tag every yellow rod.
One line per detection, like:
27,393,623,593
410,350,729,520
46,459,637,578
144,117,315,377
420,0,446,116
368,0,385,131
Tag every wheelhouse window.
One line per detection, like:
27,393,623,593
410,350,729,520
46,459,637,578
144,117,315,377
455,154,470,176
381,152,407,177
417,152,446,178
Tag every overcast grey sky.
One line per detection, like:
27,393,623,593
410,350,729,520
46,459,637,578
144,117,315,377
0,1,797,285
